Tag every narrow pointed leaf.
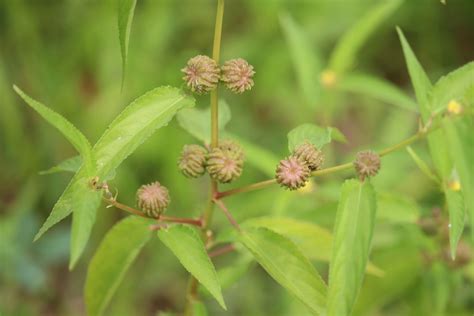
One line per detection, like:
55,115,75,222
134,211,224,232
445,187,465,259
329,0,402,74
118,0,137,87
157,225,226,309
327,179,377,316
406,146,440,183
85,216,153,316
279,12,321,107
338,73,418,112
13,85,94,173
39,155,82,175
69,86,194,268
239,227,327,315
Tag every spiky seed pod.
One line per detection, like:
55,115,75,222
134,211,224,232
182,55,220,94
206,140,244,183
275,156,310,190
136,182,170,218
354,150,381,181
221,58,255,94
178,144,207,178
293,142,324,171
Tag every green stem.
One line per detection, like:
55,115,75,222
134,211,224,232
185,1,224,314
217,129,432,199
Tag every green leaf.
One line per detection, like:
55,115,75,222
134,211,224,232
229,134,280,177
157,225,226,309
397,27,452,178
177,100,230,143
444,186,465,259
377,192,420,223
443,116,474,241
327,179,377,316
279,12,321,107
191,300,209,316
85,216,153,316
406,146,440,184
328,0,402,74
431,61,474,113
118,0,137,87
287,123,344,152
238,227,327,315
338,73,418,112
13,85,94,174
39,156,82,175
69,86,194,268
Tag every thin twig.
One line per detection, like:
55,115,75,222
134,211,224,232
213,199,241,231
208,244,236,258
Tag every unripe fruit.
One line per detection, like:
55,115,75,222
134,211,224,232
275,156,310,190
182,55,220,94
354,150,381,181
206,140,244,183
221,58,255,94
178,144,207,178
293,142,324,171
136,182,170,218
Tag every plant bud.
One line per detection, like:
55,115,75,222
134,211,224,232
221,58,255,93
182,55,220,94
275,156,310,190
293,142,324,171
178,144,207,178
354,150,381,181
206,140,244,183
136,181,170,218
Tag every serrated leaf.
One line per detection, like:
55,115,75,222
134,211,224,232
443,116,474,241
279,12,321,107
13,85,94,174
444,186,465,259
157,225,226,309
397,27,452,178
431,61,474,113
328,0,402,74
118,0,137,88
242,217,382,276
239,227,327,315
85,216,153,316
327,179,377,316
177,100,230,143
406,146,440,183
288,123,344,152
69,86,194,268
338,73,418,112
39,155,82,175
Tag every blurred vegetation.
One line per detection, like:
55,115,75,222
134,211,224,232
1,0,473,315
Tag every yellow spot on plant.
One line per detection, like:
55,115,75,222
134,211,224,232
320,70,337,88
448,180,461,191
298,179,315,194
447,100,462,115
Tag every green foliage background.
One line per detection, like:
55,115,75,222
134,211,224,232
0,0,473,315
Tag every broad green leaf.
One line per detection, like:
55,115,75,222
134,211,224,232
279,12,321,107
406,146,440,184
69,86,194,268
397,27,451,178
338,73,418,112
177,100,230,143
327,179,377,316
118,0,137,87
377,192,420,223
444,186,465,259
287,123,344,152
39,156,82,175
13,85,94,174
157,225,226,309
431,61,474,113
443,116,474,241
239,227,327,315
328,0,402,74
85,216,153,316
229,134,279,177
241,217,382,276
